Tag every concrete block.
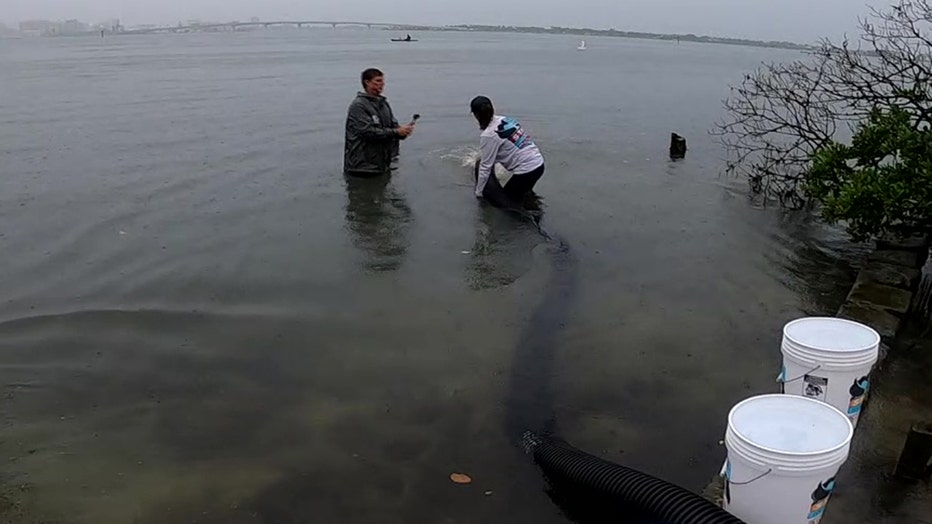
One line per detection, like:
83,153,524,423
700,475,724,506
837,301,902,344
847,281,914,315
894,423,932,481
857,262,922,290
878,342,891,363
868,249,928,269
875,233,930,252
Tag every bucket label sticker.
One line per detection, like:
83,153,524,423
803,374,828,401
808,477,835,523
848,376,870,418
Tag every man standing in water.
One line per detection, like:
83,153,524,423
470,96,545,206
344,68,415,177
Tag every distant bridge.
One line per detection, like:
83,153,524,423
121,21,431,35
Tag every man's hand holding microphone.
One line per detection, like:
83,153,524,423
397,113,420,138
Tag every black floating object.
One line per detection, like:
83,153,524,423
670,133,687,159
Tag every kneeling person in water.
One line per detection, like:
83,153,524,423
470,96,545,206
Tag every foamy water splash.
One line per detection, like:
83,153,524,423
439,146,513,183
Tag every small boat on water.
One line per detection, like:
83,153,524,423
577,40,587,51
392,34,418,42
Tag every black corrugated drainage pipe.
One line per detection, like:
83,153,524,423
523,433,745,524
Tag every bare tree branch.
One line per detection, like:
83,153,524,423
713,0,932,206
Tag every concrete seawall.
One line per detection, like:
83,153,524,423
702,234,932,523
825,234,931,524
837,234,928,354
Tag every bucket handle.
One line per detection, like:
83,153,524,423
777,364,822,384
728,468,773,486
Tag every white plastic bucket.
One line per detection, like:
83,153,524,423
778,317,880,426
723,395,853,524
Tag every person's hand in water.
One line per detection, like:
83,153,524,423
397,123,415,137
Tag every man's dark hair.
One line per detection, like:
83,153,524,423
361,68,384,87
470,96,495,129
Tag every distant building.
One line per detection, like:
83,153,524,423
19,19,55,36
62,19,89,35
0,23,17,38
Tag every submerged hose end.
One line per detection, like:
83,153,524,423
526,435,746,524
521,431,542,455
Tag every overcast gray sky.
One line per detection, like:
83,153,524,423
4,0,879,43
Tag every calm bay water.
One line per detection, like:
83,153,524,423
1,29,866,523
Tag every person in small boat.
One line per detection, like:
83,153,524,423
470,96,545,207
405,34,412,41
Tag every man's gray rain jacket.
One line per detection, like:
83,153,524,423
344,92,403,176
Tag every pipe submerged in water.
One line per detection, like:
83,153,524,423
522,433,745,524
482,157,739,523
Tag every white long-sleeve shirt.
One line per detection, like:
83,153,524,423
475,115,545,197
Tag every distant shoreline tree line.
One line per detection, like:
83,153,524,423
441,24,810,50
